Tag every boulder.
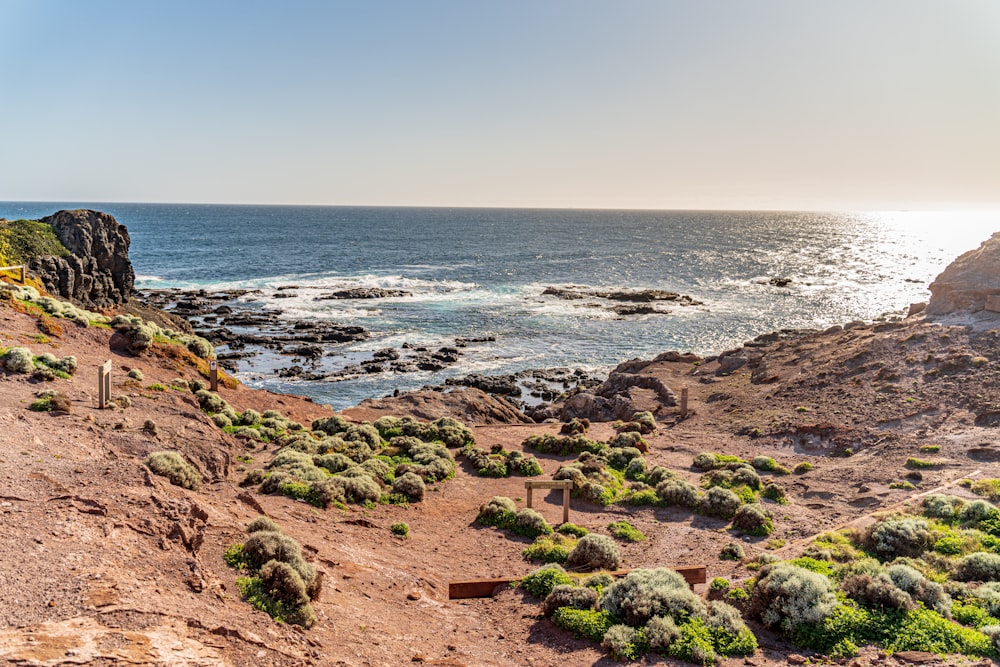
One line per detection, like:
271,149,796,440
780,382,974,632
926,232,1000,316
28,209,135,308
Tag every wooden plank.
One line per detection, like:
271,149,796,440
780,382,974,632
524,480,574,490
448,566,707,599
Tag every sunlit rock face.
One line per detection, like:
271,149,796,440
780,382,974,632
926,232,1000,317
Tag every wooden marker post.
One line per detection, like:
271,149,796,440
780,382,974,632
209,359,219,392
524,480,574,524
98,360,111,409
680,387,689,418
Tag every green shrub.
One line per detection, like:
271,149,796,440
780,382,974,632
476,496,517,529
3,346,34,374
761,482,788,504
794,462,813,474
865,517,934,560
145,451,201,490
511,455,543,476
693,452,719,470
957,552,1000,582
710,577,730,591
552,607,615,642
961,500,997,524
600,568,705,626
567,534,622,571
890,481,916,490
841,573,915,612
731,503,774,536
749,563,837,633
644,614,680,651
511,508,553,539
542,584,598,616
906,457,943,469
247,516,281,534
608,520,646,542
391,472,426,502
971,479,1000,503
522,564,574,598
720,542,745,561
523,433,604,456
706,600,758,656
391,522,409,538
523,534,577,564
701,486,742,519
655,478,700,508
602,624,646,661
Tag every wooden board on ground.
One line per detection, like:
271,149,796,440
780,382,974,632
448,565,707,599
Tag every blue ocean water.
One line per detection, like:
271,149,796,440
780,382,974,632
2,203,998,409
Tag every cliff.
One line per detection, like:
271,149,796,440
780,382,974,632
27,209,135,308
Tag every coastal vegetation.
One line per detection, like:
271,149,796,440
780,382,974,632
0,218,68,265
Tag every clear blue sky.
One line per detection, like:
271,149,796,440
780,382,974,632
1,0,997,210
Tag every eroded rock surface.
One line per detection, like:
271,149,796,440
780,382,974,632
927,232,1000,317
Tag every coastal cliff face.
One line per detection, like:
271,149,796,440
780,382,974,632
28,209,135,308
926,231,1000,317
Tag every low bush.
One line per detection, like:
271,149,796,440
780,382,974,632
748,563,837,633
865,516,935,560
543,584,598,616
957,552,1000,582
761,482,788,504
522,564,573,598
247,516,281,534
720,542,745,561
731,503,774,536
567,534,622,571
145,451,201,490
971,479,1000,503
523,534,577,564
794,462,813,474
558,523,589,537
476,496,517,528
700,486,742,519
655,478,700,508
551,607,614,642
511,508,553,539
560,417,590,435
600,567,705,626
391,522,409,538
391,471,426,502
3,346,34,374
602,624,645,661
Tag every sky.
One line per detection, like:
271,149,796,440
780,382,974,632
0,1,998,210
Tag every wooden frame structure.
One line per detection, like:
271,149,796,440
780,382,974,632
524,479,573,524
97,360,111,409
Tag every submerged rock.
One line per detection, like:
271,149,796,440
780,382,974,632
316,288,413,300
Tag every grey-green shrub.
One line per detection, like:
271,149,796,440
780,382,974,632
212,413,232,428
3,347,34,374
749,563,836,632
241,409,263,426
656,478,699,507
887,564,950,615
957,552,1000,582
566,534,622,571
841,573,915,611
542,584,598,617
601,625,640,660
247,516,281,534
392,471,426,502
128,368,144,381
701,486,742,519
260,559,310,608
923,493,964,520
731,503,773,536
693,452,719,470
513,508,553,539
600,567,705,626
865,517,934,559
720,542,745,561
645,615,680,650
145,451,201,490
477,496,517,527
961,500,997,524
313,414,349,435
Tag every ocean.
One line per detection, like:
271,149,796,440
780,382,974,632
2,203,998,410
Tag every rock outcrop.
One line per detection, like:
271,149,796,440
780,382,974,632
28,209,135,308
926,232,1000,317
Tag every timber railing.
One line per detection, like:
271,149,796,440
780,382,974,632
0,265,26,283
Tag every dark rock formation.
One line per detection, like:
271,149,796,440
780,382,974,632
542,286,701,304
316,288,413,300
927,232,1000,317
28,209,135,308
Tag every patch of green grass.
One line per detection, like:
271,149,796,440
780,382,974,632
765,538,786,550
920,445,942,453
223,543,249,569
890,481,916,490
29,397,52,412
147,383,167,392
557,523,589,537
607,520,646,542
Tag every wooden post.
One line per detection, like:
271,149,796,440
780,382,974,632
209,359,219,392
680,387,689,418
526,484,533,509
17,266,24,283
562,485,570,524
98,360,111,409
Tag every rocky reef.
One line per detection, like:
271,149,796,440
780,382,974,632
27,209,135,308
